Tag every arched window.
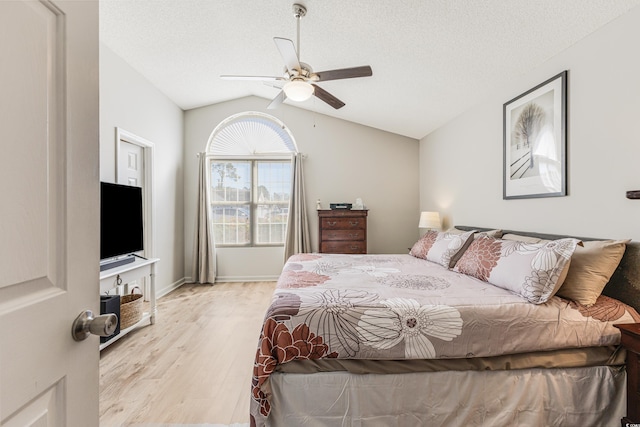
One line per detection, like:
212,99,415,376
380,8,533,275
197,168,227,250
205,112,297,247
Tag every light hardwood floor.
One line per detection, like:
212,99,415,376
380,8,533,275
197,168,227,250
99,281,276,426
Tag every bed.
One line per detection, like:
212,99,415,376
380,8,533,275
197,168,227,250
249,226,640,426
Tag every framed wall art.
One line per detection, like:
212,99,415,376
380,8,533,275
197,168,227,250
503,70,567,199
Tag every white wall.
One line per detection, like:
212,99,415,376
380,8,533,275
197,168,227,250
100,43,185,295
420,7,640,241
184,97,419,280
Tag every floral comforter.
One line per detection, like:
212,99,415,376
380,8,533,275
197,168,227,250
250,253,640,424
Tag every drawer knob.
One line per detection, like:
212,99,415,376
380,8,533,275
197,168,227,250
350,221,359,226
328,221,337,226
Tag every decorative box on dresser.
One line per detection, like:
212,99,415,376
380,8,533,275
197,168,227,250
614,323,640,426
318,209,368,254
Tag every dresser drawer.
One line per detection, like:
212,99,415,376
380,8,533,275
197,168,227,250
318,209,368,254
320,217,365,230
322,229,365,241
320,240,367,254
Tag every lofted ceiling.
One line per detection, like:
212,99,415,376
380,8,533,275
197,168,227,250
99,0,640,139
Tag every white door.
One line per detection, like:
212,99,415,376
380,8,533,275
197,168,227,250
0,1,100,426
117,141,147,294
118,141,144,188
117,136,153,258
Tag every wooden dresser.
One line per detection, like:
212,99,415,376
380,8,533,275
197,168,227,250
318,209,368,254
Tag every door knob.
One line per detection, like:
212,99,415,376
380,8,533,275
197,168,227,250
71,310,118,342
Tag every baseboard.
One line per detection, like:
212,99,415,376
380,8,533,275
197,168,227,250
157,277,186,298
184,275,279,283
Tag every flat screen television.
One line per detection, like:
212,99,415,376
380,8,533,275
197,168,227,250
100,182,144,262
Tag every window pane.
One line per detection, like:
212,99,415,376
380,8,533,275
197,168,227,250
210,204,250,245
257,161,291,203
256,161,291,244
210,161,251,202
257,223,286,244
210,160,251,245
256,204,288,245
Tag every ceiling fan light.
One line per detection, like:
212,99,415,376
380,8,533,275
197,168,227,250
283,80,314,101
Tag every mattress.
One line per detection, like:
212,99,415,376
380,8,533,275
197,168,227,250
250,253,640,425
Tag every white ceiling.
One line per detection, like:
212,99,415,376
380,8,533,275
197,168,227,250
99,0,640,139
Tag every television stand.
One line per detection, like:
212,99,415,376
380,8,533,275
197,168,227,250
99,257,159,350
99,255,135,271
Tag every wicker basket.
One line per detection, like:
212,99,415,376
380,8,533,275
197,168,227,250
120,287,143,329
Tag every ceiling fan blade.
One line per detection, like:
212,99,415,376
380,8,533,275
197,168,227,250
267,90,287,110
220,75,285,81
274,37,301,74
263,81,285,90
314,66,373,82
312,84,345,109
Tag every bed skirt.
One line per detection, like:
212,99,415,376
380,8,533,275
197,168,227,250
266,366,626,427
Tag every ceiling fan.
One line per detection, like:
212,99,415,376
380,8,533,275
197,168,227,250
220,3,373,110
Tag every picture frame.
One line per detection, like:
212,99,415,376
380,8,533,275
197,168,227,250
503,70,567,199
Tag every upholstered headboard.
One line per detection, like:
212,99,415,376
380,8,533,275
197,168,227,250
455,226,640,313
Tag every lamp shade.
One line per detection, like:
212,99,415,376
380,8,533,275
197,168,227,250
283,80,314,101
418,211,441,229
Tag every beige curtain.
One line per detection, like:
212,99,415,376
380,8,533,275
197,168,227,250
284,153,311,260
191,153,216,284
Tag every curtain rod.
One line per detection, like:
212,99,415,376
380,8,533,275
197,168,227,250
196,152,306,158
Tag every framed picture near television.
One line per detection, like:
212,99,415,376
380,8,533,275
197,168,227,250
503,70,567,200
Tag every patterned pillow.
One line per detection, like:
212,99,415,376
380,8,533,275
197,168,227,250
454,234,581,304
424,230,476,268
409,230,438,259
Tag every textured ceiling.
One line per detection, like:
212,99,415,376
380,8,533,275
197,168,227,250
99,0,640,139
